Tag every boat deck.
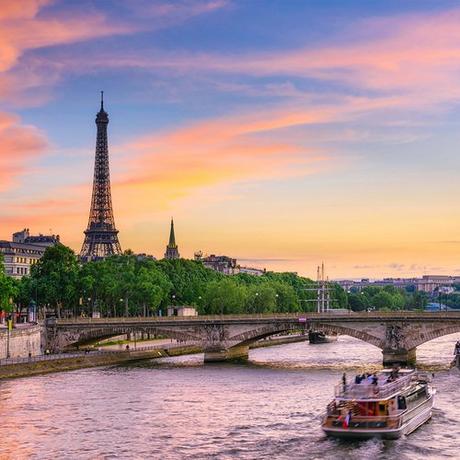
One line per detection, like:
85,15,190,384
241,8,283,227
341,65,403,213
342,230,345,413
335,369,417,400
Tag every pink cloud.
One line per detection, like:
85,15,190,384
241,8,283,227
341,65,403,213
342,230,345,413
0,0,137,191
71,7,460,112
0,2,134,72
142,0,229,18
0,112,48,190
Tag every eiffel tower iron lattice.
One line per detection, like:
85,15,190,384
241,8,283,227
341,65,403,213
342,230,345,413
80,92,122,261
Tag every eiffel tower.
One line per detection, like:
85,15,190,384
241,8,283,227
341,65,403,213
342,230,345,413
80,92,122,261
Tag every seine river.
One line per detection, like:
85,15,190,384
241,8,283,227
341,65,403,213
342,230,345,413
1,335,459,460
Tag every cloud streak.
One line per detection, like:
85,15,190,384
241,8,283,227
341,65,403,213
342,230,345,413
67,6,460,113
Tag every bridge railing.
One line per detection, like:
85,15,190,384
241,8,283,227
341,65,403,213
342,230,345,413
54,313,312,324
53,310,460,325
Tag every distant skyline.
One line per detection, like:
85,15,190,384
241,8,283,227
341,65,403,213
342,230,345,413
2,0,460,279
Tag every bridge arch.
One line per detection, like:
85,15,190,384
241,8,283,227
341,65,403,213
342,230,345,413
229,322,300,347
55,325,201,350
407,324,460,349
226,321,383,350
310,323,383,349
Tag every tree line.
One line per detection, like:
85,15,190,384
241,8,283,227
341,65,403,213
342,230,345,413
347,285,429,311
0,244,347,318
0,244,438,318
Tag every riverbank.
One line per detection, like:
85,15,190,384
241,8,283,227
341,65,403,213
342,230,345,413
0,345,201,380
0,323,41,359
0,334,307,380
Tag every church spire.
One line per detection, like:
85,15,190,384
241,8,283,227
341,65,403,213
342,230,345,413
168,218,176,247
164,218,180,259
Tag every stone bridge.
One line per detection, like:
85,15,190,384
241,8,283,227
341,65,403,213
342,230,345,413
45,311,460,366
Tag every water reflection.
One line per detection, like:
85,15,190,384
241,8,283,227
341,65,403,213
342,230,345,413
0,334,459,459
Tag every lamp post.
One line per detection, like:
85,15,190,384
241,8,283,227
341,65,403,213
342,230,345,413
6,313,12,359
119,298,123,318
124,296,129,317
28,300,37,323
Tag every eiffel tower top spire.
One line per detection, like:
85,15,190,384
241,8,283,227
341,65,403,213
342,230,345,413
80,93,122,261
96,90,108,123
164,218,180,259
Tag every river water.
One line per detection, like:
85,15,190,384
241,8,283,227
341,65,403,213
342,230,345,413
1,335,459,460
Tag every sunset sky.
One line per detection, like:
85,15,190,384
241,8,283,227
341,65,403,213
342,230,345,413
2,0,460,279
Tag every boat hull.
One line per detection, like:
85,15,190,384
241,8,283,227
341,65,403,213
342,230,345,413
308,332,338,344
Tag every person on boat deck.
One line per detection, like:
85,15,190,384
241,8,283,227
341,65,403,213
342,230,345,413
342,373,347,391
371,373,378,385
454,341,460,355
354,374,362,384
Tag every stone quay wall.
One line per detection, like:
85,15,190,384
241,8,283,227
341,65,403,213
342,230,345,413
0,324,42,359
0,345,202,380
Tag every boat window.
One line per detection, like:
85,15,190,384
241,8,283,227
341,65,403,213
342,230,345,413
397,396,407,410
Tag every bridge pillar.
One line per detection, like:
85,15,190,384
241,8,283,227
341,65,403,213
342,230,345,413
204,344,249,363
382,348,416,368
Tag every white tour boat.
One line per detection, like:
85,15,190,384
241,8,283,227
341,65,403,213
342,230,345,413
322,368,435,439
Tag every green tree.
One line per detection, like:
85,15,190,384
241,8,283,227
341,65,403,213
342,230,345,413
245,284,277,313
30,244,79,318
0,254,17,313
348,293,367,312
271,281,300,312
132,264,172,316
372,291,395,310
203,278,246,315
407,291,428,310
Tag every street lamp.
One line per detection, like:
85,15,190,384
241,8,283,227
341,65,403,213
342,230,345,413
6,313,12,359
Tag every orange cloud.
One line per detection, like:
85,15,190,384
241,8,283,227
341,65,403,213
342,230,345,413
109,90,411,219
116,108,332,202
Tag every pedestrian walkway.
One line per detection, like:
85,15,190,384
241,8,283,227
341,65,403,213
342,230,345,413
0,341,199,367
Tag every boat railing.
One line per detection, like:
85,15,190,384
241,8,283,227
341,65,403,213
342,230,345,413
335,374,413,399
324,414,402,430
